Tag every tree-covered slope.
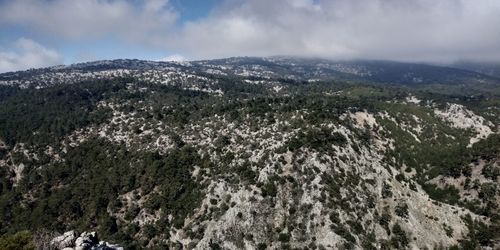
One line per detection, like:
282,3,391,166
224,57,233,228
0,59,498,249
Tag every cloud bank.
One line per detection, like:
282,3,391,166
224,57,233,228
1,0,500,72
0,0,178,46
0,38,63,73
172,0,500,62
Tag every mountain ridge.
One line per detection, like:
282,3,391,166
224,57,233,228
2,57,499,86
0,56,498,249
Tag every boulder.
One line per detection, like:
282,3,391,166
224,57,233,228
51,230,77,249
50,230,122,250
75,232,99,250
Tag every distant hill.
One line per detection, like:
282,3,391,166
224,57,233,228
450,61,500,78
2,57,499,93
195,57,500,87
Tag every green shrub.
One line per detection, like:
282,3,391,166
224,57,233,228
382,183,393,198
390,223,409,248
261,182,278,198
257,243,267,250
0,231,35,250
395,203,409,218
286,127,347,152
278,233,290,242
422,183,460,204
482,165,500,180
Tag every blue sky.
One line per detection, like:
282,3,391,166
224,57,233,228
57,0,220,63
0,0,219,65
1,0,500,73
170,0,218,22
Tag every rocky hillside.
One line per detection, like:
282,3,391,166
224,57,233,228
2,57,500,93
0,58,498,249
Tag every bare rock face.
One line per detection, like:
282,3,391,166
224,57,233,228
51,230,77,249
50,231,123,250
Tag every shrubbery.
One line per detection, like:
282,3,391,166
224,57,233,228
0,231,35,250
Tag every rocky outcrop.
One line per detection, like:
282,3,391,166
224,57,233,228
50,231,122,250
51,230,77,249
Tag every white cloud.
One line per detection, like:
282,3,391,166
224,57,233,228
168,0,500,62
0,0,178,46
0,38,63,73
1,0,500,63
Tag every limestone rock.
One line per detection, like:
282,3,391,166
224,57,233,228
51,230,77,249
75,231,98,250
50,230,122,250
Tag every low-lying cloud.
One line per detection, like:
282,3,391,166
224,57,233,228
171,0,500,62
1,0,500,68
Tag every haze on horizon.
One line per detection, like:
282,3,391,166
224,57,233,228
1,0,500,73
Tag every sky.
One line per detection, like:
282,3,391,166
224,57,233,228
1,0,500,73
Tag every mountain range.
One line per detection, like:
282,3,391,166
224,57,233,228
0,57,498,249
